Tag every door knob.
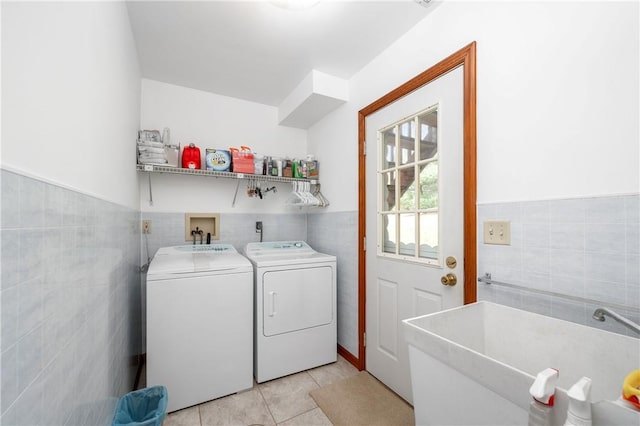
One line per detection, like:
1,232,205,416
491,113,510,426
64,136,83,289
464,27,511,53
441,273,457,286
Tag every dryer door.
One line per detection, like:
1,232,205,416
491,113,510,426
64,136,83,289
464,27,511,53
262,266,333,337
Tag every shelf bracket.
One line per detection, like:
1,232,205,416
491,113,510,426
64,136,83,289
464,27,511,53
147,173,154,206
231,179,241,208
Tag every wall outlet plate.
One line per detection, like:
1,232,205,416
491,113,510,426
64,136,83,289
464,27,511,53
142,219,152,234
483,220,511,245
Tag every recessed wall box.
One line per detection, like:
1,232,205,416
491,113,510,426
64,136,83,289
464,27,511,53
185,213,220,242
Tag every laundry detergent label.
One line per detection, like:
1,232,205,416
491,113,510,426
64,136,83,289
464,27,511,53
206,149,231,171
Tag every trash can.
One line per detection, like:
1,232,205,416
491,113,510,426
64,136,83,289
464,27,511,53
112,385,168,426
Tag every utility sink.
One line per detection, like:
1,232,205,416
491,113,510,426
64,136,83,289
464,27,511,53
403,301,640,425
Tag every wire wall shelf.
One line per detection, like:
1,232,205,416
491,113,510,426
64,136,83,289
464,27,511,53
136,163,318,184
136,163,327,207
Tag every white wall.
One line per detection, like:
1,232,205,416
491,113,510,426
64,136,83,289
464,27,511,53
1,2,141,209
139,79,309,213
1,3,143,424
308,1,639,209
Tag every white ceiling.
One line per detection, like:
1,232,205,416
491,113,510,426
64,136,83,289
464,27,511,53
126,1,433,107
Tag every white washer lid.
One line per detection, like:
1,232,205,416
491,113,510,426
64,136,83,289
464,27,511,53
147,245,252,279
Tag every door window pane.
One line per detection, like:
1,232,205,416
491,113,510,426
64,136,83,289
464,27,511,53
382,214,396,254
419,212,438,259
382,127,396,170
399,120,415,166
399,213,416,256
418,161,438,209
381,171,397,211
398,166,416,211
419,110,437,161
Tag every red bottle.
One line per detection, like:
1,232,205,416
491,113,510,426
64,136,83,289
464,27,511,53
182,143,201,169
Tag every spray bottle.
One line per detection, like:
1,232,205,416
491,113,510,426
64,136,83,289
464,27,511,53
528,368,559,426
564,377,592,426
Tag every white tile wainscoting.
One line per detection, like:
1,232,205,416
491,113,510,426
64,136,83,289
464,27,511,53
477,194,640,337
1,169,141,425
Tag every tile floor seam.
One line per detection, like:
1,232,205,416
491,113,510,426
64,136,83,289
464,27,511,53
304,371,320,391
271,372,321,425
197,404,202,426
275,406,323,426
306,369,321,388
256,381,277,426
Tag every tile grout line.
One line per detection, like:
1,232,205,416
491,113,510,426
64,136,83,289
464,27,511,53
256,381,277,426
306,370,322,388
273,372,322,425
277,406,327,426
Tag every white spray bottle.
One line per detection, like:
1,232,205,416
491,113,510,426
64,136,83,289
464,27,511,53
564,377,592,426
528,368,559,426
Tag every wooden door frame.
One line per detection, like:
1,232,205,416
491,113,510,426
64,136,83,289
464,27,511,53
354,42,477,370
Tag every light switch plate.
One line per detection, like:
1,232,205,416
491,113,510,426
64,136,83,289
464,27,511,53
483,220,511,245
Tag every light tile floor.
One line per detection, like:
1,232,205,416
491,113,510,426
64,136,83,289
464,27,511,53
142,355,359,426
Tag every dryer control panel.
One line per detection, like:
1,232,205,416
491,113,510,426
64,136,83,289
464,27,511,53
245,241,314,257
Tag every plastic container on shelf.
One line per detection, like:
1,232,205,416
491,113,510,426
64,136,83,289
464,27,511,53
269,158,282,177
282,158,292,177
253,154,264,175
292,159,302,178
230,146,254,174
182,144,201,169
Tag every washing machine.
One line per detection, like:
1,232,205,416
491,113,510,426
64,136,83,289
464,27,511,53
244,241,337,383
146,244,253,412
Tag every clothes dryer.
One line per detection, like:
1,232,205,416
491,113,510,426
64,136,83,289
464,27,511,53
146,244,253,412
244,241,337,383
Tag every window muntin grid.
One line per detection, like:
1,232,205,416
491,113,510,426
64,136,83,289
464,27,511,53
378,105,439,264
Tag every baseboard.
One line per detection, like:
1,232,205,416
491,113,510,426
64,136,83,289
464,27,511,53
338,345,362,370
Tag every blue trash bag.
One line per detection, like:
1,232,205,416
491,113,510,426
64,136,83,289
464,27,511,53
112,385,168,426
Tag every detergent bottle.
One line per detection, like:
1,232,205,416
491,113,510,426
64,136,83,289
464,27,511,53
182,143,201,169
528,368,559,426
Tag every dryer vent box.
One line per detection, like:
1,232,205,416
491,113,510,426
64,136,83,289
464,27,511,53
185,213,220,242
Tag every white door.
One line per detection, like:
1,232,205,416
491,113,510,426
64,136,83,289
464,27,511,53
365,66,465,404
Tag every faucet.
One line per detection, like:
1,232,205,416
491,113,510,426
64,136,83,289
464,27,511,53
592,307,640,335
191,227,204,245
191,227,204,244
